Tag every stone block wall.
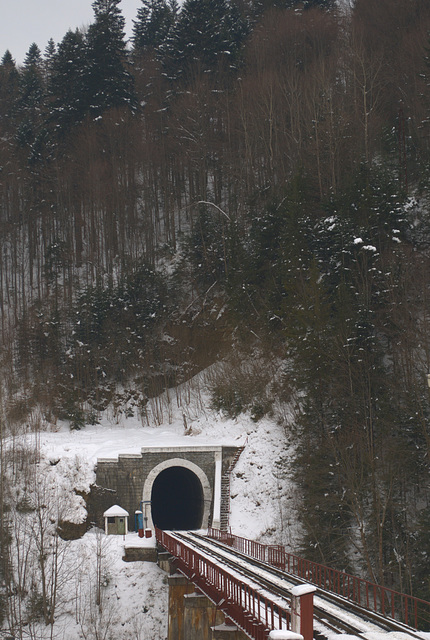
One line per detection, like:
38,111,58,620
91,446,240,531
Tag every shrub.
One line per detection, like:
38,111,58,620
209,350,277,420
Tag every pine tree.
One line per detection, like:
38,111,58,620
19,43,45,113
16,43,46,154
1,49,17,70
85,0,136,116
165,0,246,81
257,0,335,11
0,51,19,125
226,0,250,58
44,38,57,80
300,0,335,8
48,29,88,133
132,0,177,54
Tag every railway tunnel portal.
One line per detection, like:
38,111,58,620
94,445,242,532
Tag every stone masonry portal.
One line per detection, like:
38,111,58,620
94,445,241,531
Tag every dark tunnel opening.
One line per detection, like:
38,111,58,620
151,466,204,530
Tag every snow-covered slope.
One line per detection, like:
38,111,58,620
2,373,299,639
29,375,299,542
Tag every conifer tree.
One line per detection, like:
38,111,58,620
85,0,135,116
1,49,14,65
44,38,57,80
19,43,45,112
165,0,246,81
301,0,335,8
0,51,19,125
254,0,335,13
16,43,46,154
48,29,88,133
132,0,177,54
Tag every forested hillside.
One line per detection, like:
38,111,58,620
1,0,430,609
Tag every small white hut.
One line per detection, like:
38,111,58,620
103,505,129,535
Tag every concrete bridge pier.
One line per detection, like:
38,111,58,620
168,574,195,640
211,620,247,639
167,573,248,640
183,590,224,640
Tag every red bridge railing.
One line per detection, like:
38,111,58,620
156,528,291,640
207,528,430,631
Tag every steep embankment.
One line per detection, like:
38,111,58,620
1,371,298,639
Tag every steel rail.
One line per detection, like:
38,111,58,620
156,528,291,640
206,528,430,635
177,531,367,638
192,532,424,637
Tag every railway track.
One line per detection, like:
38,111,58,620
165,530,426,639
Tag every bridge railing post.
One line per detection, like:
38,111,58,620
289,584,316,640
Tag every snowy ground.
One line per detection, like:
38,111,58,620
41,531,169,640
2,374,300,639
22,376,300,544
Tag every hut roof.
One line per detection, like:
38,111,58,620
103,505,129,518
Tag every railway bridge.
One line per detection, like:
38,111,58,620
93,442,430,639
156,528,430,640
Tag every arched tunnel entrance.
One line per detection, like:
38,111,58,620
151,466,204,530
